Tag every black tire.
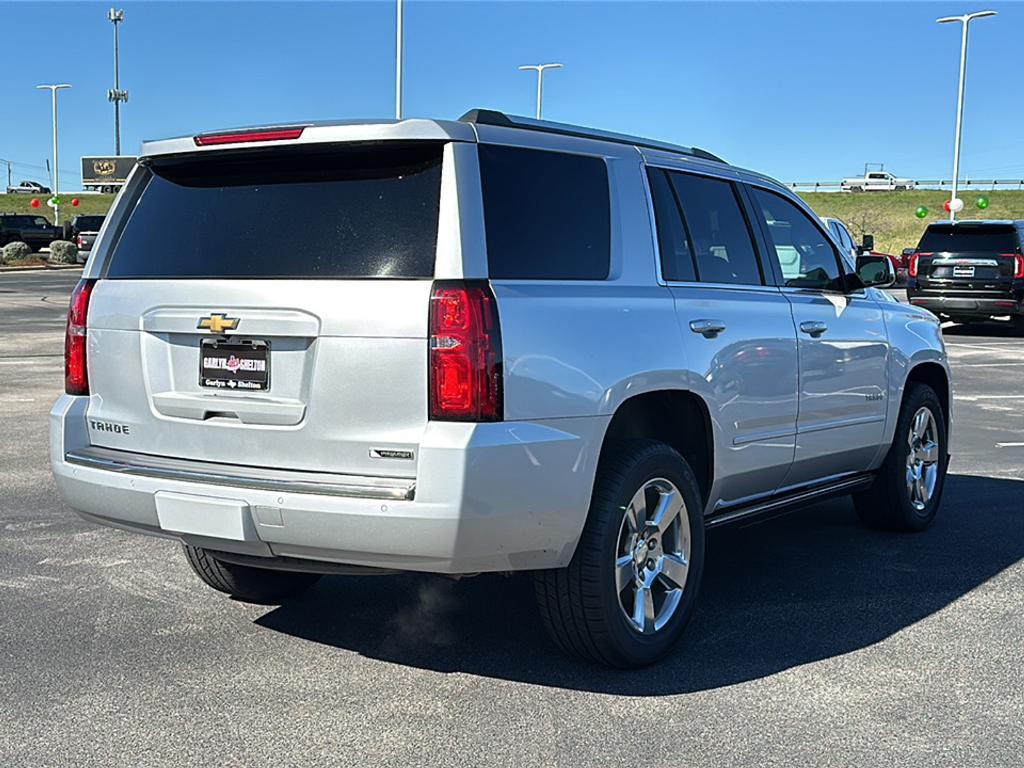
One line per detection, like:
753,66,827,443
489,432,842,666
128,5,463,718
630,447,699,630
182,545,321,604
534,440,706,668
854,382,948,532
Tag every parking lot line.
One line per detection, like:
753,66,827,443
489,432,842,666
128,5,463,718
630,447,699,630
955,395,1024,400
952,362,1024,368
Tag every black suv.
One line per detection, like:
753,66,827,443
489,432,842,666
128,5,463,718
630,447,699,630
907,220,1024,329
0,214,61,251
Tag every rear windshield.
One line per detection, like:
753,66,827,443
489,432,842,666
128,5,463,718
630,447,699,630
75,216,105,230
105,144,443,279
917,225,1019,254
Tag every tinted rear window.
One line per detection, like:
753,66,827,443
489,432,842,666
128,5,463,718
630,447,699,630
917,225,1019,253
670,172,763,286
76,216,105,230
105,144,443,279
479,145,610,280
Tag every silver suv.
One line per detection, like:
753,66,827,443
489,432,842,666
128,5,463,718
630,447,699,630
50,111,951,667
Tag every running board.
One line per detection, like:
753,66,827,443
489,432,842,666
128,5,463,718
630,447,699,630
706,473,875,529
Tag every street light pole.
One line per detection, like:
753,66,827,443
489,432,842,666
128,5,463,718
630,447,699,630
937,10,996,222
108,9,128,155
395,0,403,119
518,63,563,120
36,84,71,227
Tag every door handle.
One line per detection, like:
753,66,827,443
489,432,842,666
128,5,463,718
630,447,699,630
799,320,828,337
689,319,727,338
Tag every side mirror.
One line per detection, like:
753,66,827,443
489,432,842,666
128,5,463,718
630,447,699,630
860,234,875,254
855,253,895,288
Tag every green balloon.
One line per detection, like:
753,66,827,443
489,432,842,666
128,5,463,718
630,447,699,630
915,206,928,219
976,196,990,210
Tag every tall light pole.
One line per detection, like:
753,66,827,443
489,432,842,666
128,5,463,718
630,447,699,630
518,63,563,120
395,0,403,119
108,8,129,155
36,84,71,227
937,10,996,221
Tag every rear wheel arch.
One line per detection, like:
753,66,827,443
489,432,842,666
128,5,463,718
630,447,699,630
597,390,714,509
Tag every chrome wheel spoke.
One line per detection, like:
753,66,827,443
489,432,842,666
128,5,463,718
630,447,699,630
632,585,655,634
615,555,635,594
647,489,682,534
913,409,928,439
625,488,646,532
659,553,689,590
919,440,939,465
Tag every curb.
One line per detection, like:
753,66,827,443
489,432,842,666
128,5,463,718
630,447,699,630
0,264,84,273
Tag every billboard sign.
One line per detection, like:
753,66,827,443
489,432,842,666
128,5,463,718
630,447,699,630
81,156,137,185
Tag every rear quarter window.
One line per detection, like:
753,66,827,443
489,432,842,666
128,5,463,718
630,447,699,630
478,145,610,280
104,144,443,279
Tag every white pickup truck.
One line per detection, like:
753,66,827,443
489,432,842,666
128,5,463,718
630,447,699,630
841,170,915,192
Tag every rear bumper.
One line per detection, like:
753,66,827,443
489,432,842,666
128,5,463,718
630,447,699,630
909,284,1019,317
907,290,1022,317
50,395,604,574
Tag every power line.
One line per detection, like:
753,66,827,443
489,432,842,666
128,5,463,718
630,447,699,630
0,158,79,182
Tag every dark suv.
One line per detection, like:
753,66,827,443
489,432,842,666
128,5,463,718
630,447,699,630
0,214,61,251
907,220,1024,328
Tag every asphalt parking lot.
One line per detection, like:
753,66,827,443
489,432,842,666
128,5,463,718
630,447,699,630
1,270,1021,767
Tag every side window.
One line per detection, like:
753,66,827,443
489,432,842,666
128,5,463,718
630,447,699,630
668,172,763,286
478,145,610,280
646,168,696,282
837,223,855,252
751,188,844,290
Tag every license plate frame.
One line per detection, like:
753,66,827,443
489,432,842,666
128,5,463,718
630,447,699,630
199,338,270,391
953,265,975,278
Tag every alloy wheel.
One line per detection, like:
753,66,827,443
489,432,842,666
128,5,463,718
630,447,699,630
906,407,940,511
615,478,691,635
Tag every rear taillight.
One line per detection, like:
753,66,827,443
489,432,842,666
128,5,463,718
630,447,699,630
65,279,95,395
428,281,502,421
75,235,84,247
1006,254,1024,279
909,252,931,278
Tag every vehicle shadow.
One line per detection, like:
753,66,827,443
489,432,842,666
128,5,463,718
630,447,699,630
256,473,1024,694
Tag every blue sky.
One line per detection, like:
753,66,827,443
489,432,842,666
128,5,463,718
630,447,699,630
2,1,1021,189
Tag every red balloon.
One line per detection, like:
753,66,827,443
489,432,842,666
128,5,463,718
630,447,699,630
30,198,40,208
943,200,952,213
71,198,80,207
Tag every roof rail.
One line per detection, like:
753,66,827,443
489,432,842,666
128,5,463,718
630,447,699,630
458,109,725,164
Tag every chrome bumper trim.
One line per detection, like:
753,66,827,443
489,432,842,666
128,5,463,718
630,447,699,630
65,447,416,501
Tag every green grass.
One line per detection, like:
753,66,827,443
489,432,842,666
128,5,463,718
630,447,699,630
0,193,116,221
5,189,1023,258
798,190,1024,255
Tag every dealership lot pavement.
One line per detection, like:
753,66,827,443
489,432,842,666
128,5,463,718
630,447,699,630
1,271,1021,767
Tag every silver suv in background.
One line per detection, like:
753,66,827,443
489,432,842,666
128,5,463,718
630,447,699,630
51,111,951,667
